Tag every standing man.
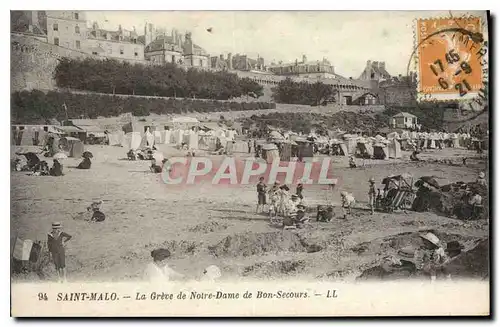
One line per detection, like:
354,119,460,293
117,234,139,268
47,222,72,283
248,139,252,154
256,177,267,213
368,177,376,215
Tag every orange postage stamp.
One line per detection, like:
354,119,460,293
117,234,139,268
415,16,486,102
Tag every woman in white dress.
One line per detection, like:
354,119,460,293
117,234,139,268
144,248,184,283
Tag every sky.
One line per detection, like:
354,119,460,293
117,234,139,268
85,11,487,78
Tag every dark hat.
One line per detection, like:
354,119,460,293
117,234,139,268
51,222,62,229
446,241,464,253
151,248,171,262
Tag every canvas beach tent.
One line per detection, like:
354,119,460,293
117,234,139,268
154,131,163,144
19,128,36,146
330,139,348,156
59,137,84,158
124,132,142,150
356,138,374,158
161,130,172,144
108,131,125,146
373,143,389,160
388,138,402,159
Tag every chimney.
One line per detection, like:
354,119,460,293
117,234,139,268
302,54,307,63
220,54,224,61
227,53,233,70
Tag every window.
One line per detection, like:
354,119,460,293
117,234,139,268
120,46,124,55
107,44,112,54
134,48,139,57
171,55,175,63
74,13,79,20
54,37,59,46
92,51,98,55
75,26,80,34
76,40,81,49
53,23,58,31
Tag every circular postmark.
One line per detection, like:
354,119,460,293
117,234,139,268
403,12,489,128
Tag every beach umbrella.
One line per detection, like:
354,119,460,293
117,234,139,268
82,151,93,159
53,152,68,160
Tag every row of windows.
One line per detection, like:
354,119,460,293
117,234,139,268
53,23,80,34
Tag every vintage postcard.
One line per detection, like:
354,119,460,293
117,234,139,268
10,10,490,317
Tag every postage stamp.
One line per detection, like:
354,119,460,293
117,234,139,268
415,16,485,102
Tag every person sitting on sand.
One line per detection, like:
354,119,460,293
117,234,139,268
467,187,483,220
87,201,106,222
32,161,50,176
340,191,355,219
410,150,420,162
127,149,137,161
150,158,162,174
414,232,447,283
77,157,91,170
349,156,357,168
317,206,334,222
11,158,22,172
295,204,309,227
49,159,64,176
476,171,487,187
144,248,184,283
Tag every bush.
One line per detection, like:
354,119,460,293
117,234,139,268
272,78,336,105
54,57,264,101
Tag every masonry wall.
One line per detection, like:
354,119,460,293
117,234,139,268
380,84,417,107
11,33,147,92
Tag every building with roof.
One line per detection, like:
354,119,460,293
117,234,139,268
268,55,338,79
390,112,418,129
359,60,391,81
46,11,88,51
86,22,144,60
144,28,184,65
144,27,209,68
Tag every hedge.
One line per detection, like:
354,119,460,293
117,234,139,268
11,90,276,124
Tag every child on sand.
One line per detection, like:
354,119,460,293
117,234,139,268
340,191,355,219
